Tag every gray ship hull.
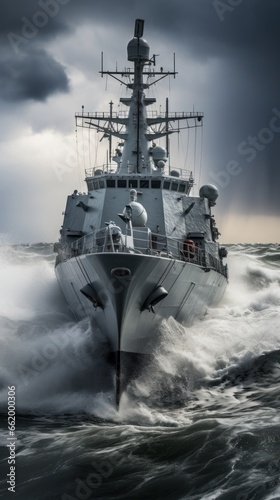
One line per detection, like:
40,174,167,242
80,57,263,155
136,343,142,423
56,252,227,355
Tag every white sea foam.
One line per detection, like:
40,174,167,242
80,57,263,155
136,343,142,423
0,244,279,424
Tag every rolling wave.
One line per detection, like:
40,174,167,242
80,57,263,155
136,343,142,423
0,243,279,423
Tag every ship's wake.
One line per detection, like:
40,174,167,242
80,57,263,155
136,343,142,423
0,244,280,425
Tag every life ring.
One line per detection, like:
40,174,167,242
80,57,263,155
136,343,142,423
183,239,196,259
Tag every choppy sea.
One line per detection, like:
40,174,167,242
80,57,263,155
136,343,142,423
0,243,280,500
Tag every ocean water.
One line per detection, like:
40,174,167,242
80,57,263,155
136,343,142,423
0,243,280,500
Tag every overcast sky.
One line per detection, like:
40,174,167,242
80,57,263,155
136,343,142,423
0,0,279,243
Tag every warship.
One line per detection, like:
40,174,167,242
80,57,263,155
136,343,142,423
54,20,228,404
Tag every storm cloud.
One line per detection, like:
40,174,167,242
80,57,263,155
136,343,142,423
0,47,69,102
0,0,279,242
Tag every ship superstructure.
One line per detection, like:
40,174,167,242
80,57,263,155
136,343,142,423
54,20,228,404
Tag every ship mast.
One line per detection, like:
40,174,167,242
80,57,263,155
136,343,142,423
75,19,203,176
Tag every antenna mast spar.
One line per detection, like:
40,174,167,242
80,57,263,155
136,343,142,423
75,19,203,176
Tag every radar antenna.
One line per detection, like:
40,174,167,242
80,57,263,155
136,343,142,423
134,19,144,38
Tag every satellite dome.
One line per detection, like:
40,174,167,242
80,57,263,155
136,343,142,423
170,170,180,178
199,184,219,206
157,160,165,170
127,37,150,62
152,146,167,166
123,202,147,227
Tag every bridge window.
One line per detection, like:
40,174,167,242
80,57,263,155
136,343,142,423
178,183,186,193
107,179,116,188
99,180,105,189
151,180,161,189
140,180,149,188
163,181,170,190
117,179,127,188
128,180,138,188
171,182,179,191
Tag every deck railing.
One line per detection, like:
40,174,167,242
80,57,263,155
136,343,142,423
84,166,193,179
65,227,227,278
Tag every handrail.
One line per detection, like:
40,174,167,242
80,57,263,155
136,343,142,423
85,165,117,177
85,166,193,179
66,228,227,278
75,110,204,120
